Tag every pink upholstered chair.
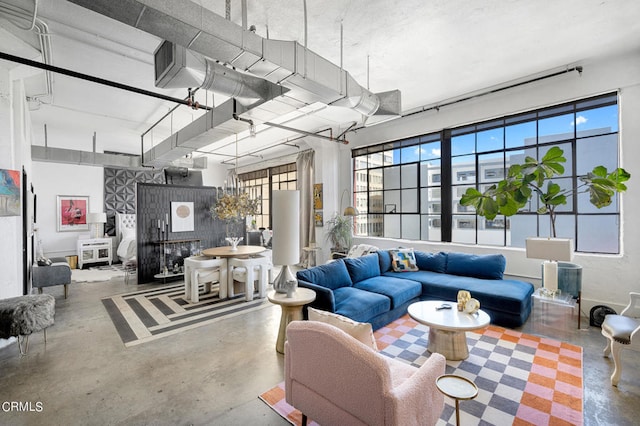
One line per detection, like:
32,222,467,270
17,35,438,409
285,320,446,426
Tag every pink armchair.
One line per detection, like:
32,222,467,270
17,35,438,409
285,320,446,426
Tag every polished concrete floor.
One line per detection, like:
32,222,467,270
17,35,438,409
0,277,638,425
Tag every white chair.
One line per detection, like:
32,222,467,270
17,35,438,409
602,292,640,386
184,256,227,303
228,255,272,301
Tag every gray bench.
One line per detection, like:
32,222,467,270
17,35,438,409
32,259,72,298
0,294,55,355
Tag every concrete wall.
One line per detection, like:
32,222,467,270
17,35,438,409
345,52,640,314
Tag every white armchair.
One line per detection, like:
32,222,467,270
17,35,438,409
602,292,640,386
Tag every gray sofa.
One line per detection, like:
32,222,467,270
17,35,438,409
296,250,534,330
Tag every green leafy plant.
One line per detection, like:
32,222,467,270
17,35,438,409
460,146,630,237
325,214,353,251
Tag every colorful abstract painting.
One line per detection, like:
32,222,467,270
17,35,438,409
0,169,20,217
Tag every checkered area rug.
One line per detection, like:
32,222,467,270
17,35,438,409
259,315,583,426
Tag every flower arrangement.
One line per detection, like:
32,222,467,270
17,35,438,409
211,191,260,222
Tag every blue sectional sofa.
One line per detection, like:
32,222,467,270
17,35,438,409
296,250,535,330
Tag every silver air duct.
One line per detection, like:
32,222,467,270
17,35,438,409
154,40,281,106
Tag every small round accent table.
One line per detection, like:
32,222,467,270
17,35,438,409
408,300,490,360
267,288,316,354
436,374,478,426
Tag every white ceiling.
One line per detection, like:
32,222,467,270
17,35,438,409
1,0,639,168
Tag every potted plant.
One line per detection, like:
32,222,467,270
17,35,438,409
460,146,630,295
325,214,353,255
459,146,630,236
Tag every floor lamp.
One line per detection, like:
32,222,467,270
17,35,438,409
272,190,300,294
525,237,573,296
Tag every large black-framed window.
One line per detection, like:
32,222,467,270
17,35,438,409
352,92,620,254
238,162,297,229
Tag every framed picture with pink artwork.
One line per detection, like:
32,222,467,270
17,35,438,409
57,195,89,232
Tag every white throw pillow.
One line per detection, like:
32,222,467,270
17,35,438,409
308,307,378,350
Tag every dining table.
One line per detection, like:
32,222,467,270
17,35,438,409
201,245,266,258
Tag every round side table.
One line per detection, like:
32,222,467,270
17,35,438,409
267,288,316,354
436,374,478,426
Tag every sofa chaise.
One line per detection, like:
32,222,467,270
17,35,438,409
296,249,534,330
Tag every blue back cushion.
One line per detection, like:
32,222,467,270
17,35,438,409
344,253,381,283
378,250,393,273
445,252,506,280
296,260,353,290
414,251,447,273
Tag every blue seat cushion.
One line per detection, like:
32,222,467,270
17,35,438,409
296,260,352,290
378,250,393,273
353,276,422,309
385,270,533,315
344,253,381,283
414,251,447,273
445,252,506,280
333,287,391,323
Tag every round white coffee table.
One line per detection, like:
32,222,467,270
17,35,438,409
408,300,490,360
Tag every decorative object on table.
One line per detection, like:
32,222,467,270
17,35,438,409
56,195,89,232
272,190,300,294
87,212,107,238
171,201,194,232
526,237,573,296
224,236,243,251
285,280,297,298
211,190,259,242
457,290,471,311
464,298,480,315
0,168,20,217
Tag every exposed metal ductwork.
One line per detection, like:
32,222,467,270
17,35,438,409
68,0,402,164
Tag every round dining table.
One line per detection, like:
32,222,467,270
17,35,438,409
202,245,266,258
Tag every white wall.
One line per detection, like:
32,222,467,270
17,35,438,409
346,52,640,314
31,162,104,258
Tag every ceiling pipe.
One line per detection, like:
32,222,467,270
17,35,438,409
0,51,214,109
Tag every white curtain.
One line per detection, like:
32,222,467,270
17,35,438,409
296,150,315,265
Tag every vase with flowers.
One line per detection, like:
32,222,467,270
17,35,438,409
211,191,260,251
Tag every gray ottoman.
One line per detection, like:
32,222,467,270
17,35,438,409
0,294,55,355
32,260,72,299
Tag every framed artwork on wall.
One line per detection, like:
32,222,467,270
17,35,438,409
0,168,20,217
57,195,89,232
314,183,323,209
314,210,323,227
171,201,194,232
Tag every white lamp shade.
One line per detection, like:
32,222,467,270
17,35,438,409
272,190,300,265
525,237,573,261
86,212,107,223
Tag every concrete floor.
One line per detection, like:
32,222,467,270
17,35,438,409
1,277,638,425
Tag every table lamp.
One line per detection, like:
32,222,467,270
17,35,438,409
525,237,573,296
87,212,107,239
272,190,300,293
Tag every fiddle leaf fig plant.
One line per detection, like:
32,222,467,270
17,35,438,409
460,146,630,237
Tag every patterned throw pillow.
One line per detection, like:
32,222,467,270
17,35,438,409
389,248,419,272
